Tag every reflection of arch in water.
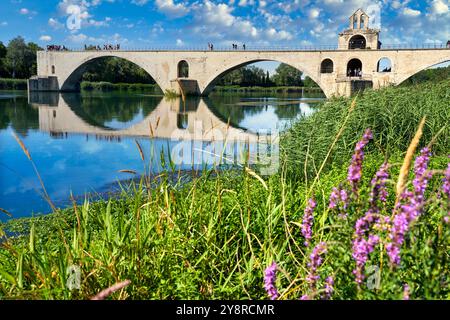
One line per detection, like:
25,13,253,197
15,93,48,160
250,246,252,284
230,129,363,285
61,93,162,130
31,93,264,142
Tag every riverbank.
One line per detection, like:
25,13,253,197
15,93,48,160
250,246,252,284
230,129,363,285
80,81,162,93
0,79,449,299
212,85,323,94
0,78,27,90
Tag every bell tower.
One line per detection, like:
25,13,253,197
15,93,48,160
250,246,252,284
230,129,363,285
338,8,380,50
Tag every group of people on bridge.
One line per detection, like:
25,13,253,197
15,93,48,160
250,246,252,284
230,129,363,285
348,68,362,77
84,44,121,51
232,43,246,50
46,45,68,51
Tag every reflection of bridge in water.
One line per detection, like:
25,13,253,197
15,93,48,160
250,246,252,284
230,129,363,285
29,93,272,142
28,92,279,170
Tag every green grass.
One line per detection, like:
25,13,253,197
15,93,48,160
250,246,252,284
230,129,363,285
212,85,322,94
282,79,450,181
0,78,28,90
81,81,162,93
0,79,449,300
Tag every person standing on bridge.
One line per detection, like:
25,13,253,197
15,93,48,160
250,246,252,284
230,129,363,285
243,44,246,50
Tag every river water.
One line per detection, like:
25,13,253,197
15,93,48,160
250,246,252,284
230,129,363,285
0,90,324,219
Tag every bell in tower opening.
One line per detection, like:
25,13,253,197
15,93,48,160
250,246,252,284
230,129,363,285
338,8,381,50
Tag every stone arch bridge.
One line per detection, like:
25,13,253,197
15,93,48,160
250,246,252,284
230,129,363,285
30,47,450,98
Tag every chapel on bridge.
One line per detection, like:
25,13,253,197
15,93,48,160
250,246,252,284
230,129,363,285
338,8,381,50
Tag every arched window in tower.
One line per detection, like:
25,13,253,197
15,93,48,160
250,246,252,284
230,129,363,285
353,15,358,29
377,58,392,73
177,60,189,78
348,35,366,49
347,58,363,77
360,15,365,29
320,59,334,73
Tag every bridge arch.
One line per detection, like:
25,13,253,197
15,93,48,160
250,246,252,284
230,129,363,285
348,35,366,49
200,58,326,97
347,58,363,77
396,57,450,86
60,54,164,92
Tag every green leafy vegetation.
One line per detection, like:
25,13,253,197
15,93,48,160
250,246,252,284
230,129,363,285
0,37,41,79
81,57,156,85
218,63,318,88
0,78,28,90
212,86,322,94
401,65,450,86
80,81,162,93
282,79,450,181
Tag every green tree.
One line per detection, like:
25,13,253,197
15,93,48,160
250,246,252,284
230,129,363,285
303,76,319,88
271,63,303,86
0,41,7,77
82,57,156,84
5,37,40,79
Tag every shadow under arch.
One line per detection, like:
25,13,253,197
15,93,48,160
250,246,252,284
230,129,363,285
60,55,163,92
396,59,450,86
201,59,325,97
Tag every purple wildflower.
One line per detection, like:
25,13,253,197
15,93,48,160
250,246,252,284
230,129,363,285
301,198,316,247
329,186,349,218
403,284,410,300
323,276,334,300
348,128,373,195
352,211,380,285
352,234,380,284
300,294,310,300
306,242,327,288
329,187,339,209
442,162,450,198
386,149,432,266
412,147,432,202
369,162,390,207
264,262,279,300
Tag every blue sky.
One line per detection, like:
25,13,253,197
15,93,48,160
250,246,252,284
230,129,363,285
0,0,449,73
1,0,449,47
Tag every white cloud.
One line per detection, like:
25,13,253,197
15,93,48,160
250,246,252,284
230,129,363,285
308,8,320,19
176,38,184,46
155,0,189,18
131,0,149,5
68,33,88,42
425,38,443,44
0,21,7,26
430,0,449,15
238,0,255,6
48,18,64,29
39,35,52,41
19,8,29,15
402,7,421,17
265,28,293,40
